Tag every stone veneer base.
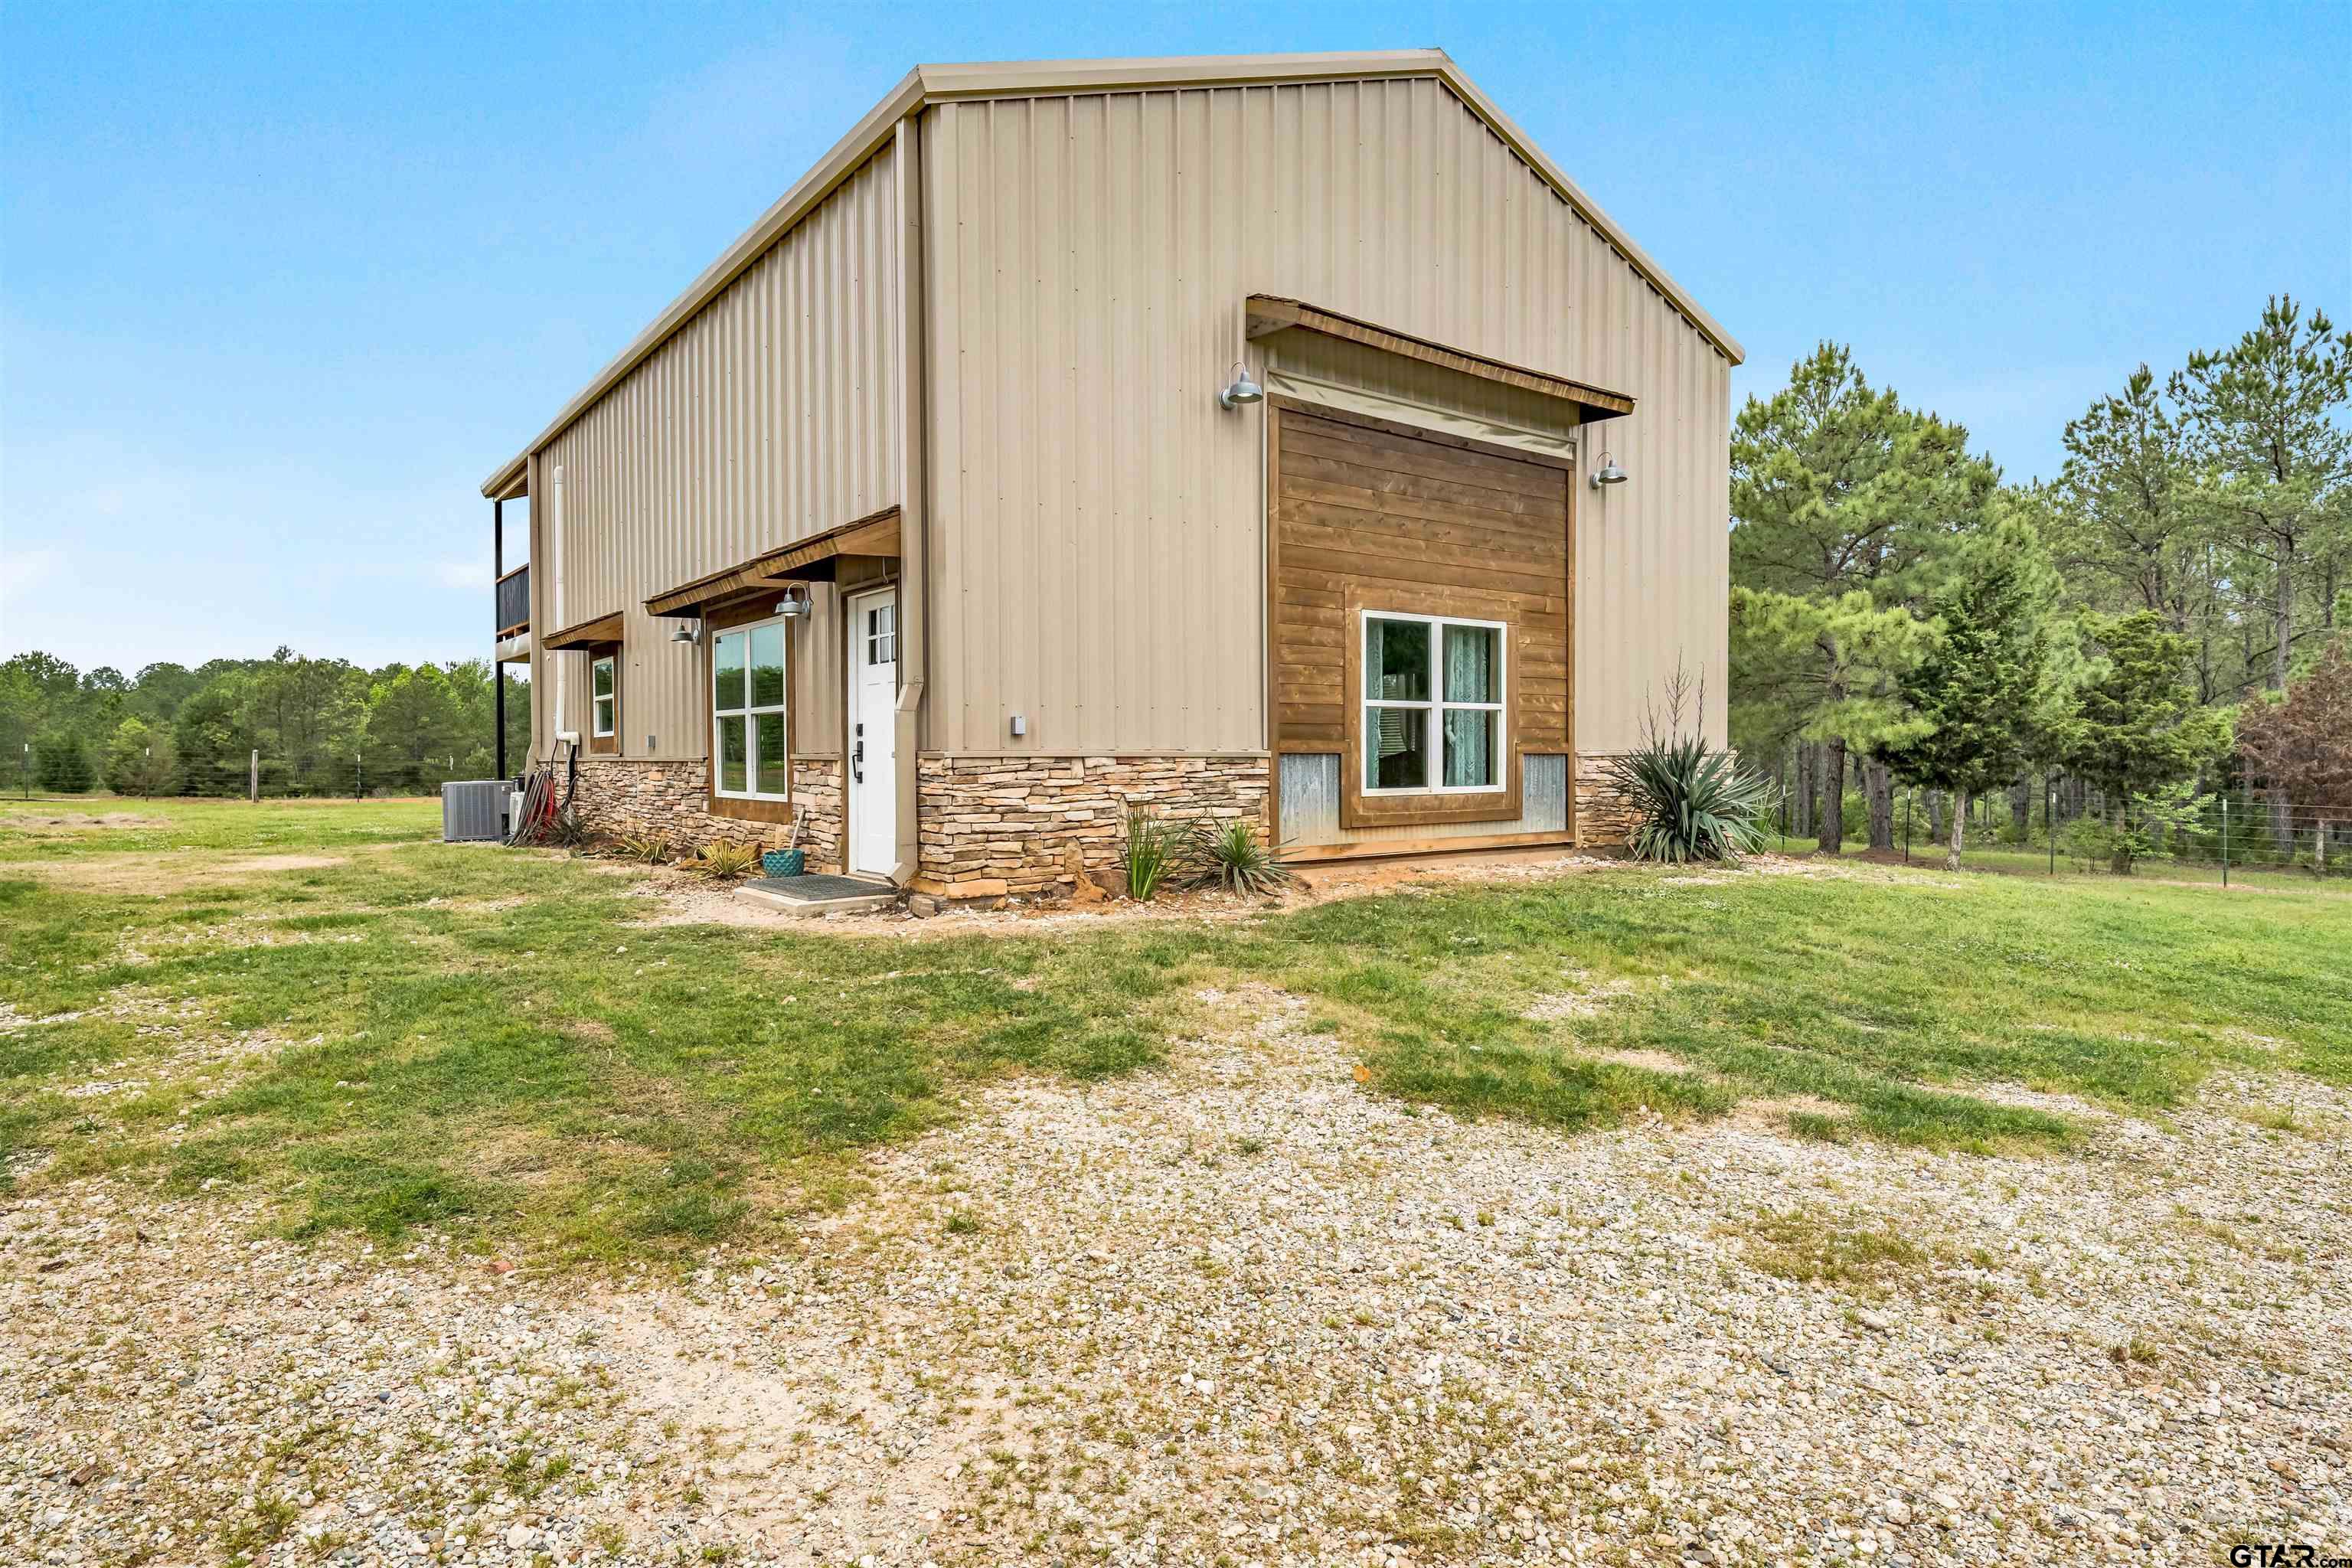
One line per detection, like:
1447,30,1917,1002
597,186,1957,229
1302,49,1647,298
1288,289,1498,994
564,749,1652,909
917,753,1271,906
1571,752,1643,847
567,756,846,873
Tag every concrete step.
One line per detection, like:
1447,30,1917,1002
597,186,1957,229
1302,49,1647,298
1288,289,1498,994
736,874,900,918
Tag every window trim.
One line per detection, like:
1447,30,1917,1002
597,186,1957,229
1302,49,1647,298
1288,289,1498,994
710,616,790,802
1360,609,1508,797
589,655,617,740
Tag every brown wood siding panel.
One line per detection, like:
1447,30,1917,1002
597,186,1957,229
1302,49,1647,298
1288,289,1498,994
1271,407,1573,823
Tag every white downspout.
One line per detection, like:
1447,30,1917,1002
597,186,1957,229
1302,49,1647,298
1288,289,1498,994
551,465,577,747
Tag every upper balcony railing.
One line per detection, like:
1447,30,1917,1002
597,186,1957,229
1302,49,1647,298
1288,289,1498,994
496,563,531,638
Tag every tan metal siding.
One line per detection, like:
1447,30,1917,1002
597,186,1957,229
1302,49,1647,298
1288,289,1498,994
531,152,900,761
922,77,1730,756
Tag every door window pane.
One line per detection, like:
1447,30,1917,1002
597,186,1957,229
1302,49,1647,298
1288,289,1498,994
754,713,787,796
1367,707,1429,790
717,716,747,793
1442,708,1496,788
1442,625,1498,704
1367,617,1431,701
750,624,785,708
714,632,746,712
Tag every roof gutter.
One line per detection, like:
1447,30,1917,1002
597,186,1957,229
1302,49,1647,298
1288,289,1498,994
479,49,1740,499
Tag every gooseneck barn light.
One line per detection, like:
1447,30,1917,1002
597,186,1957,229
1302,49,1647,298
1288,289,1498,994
1589,451,1628,490
773,586,813,619
1218,361,1264,410
669,618,700,645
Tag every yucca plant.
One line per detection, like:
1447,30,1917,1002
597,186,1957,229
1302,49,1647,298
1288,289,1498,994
616,832,674,865
1607,668,1779,864
1120,810,1180,901
1194,817,1292,896
687,840,763,880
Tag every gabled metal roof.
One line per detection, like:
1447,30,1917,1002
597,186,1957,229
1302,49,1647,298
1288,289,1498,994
479,49,1741,500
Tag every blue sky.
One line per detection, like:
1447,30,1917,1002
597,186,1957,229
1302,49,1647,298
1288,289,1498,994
3,1,2345,672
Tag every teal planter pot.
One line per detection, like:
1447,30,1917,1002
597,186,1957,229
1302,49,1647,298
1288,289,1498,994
762,848,806,878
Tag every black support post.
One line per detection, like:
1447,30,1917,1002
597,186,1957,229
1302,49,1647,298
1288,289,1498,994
493,498,508,781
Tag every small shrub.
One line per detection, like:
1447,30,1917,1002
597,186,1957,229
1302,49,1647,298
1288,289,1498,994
616,833,673,865
520,805,593,851
1194,818,1291,896
687,840,762,880
1608,668,1776,864
1121,811,1179,901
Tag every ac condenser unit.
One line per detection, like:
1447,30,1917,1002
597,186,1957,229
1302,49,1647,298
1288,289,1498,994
441,779,511,843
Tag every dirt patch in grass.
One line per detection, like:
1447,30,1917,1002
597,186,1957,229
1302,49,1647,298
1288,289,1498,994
1727,1094,1852,1135
1576,1046,1697,1076
25,849,351,894
2,812,172,833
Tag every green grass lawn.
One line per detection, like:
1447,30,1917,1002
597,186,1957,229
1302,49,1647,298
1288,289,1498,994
4,795,2346,1266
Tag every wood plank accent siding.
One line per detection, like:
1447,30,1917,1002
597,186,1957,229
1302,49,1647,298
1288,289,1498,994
1270,400,1573,831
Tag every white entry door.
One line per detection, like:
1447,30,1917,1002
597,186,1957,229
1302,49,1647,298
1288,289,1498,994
846,586,898,877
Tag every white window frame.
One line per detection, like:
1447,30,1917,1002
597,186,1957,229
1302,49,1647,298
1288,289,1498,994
711,617,789,802
589,655,617,739
1361,609,1508,796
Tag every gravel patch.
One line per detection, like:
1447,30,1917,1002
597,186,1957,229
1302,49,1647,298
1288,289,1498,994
5,988,2345,1566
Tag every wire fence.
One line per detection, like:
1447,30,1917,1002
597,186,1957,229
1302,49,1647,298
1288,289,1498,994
1772,786,2351,884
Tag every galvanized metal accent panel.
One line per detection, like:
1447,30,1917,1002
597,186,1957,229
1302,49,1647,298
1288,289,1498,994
531,152,900,761
1279,752,1566,850
1277,753,1343,848
921,77,1730,757
441,780,509,843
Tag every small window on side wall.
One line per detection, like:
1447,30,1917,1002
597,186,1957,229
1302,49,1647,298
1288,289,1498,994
590,655,617,740
1362,611,1505,795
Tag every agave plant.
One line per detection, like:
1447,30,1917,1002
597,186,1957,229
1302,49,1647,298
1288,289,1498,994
616,832,674,865
1607,667,1779,864
687,839,763,880
1194,817,1292,896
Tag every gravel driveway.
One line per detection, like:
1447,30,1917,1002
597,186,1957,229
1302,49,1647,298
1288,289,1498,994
6,985,2346,1566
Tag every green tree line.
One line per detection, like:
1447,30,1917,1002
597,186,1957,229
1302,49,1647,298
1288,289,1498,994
1733,296,2351,870
0,647,530,799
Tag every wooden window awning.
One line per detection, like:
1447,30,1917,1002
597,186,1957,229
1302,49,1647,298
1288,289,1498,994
1245,295,1635,423
645,505,902,617
541,611,624,651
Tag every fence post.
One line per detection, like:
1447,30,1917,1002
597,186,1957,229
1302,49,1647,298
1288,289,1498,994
1903,789,1910,863
2048,776,2056,876
248,749,259,803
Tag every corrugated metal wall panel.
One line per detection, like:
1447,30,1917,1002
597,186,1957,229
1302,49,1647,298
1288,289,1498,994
530,152,900,760
922,77,1729,756
1279,753,1568,848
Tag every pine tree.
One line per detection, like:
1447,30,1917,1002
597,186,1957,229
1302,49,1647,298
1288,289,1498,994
2057,612,2231,872
102,717,181,796
33,730,94,794
1730,343,2001,851
1871,524,2063,868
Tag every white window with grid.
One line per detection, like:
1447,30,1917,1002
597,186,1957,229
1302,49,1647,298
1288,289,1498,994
1361,610,1507,795
711,619,788,800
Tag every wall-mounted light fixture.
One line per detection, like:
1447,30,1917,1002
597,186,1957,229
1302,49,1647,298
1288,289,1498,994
1218,361,1264,410
669,618,701,645
773,586,813,620
1588,451,1628,490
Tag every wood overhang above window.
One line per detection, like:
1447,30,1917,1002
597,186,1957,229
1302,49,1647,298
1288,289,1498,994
1245,295,1635,425
541,611,625,651
645,505,902,618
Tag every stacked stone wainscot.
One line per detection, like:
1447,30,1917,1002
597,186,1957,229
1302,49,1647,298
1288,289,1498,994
916,753,1271,905
1572,752,1644,848
569,756,846,871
